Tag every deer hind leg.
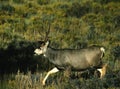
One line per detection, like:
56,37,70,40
42,67,59,86
97,63,108,78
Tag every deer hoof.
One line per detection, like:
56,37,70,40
42,81,46,86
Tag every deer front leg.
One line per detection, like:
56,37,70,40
42,67,59,86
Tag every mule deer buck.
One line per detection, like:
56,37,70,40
34,41,107,85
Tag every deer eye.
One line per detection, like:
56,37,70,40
40,47,43,50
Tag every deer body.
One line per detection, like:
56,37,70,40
45,47,103,70
34,41,107,85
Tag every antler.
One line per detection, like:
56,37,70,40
44,23,50,42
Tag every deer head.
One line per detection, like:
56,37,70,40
34,22,51,56
34,41,49,55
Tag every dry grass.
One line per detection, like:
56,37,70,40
1,69,119,89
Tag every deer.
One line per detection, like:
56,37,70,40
34,41,107,86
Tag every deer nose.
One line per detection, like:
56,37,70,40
34,49,43,55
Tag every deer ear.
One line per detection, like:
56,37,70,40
45,41,49,47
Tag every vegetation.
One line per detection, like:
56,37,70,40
0,0,120,89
